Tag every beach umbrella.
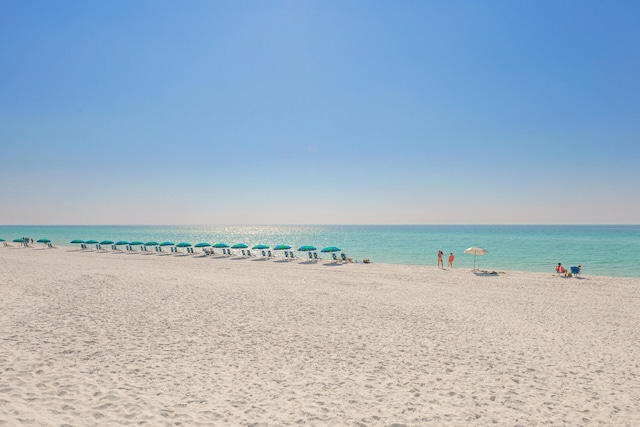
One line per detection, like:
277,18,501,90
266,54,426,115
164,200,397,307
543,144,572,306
297,245,316,252
464,247,488,270
100,240,114,245
13,238,26,243
320,246,341,253
0,238,5,242
212,243,229,248
145,241,159,246
115,240,129,246
70,239,84,244
273,244,291,251
194,242,211,254
176,242,192,254
85,239,99,245
129,241,144,246
231,243,248,249
37,238,51,248
252,244,270,250
159,241,175,246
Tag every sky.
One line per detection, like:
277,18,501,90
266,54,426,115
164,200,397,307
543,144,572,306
1,0,639,225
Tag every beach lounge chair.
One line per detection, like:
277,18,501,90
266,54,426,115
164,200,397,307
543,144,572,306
308,252,313,260
313,252,320,261
289,251,297,260
267,250,273,258
340,253,351,263
247,250,253,257
570,266,581,277
332,253,339,262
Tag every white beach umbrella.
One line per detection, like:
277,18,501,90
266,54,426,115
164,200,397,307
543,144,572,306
464,247,488,270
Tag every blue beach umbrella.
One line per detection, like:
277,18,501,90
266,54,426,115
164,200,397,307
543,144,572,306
129,241,144,246
320,246,341,253
297,245,316,252
212,243,229,248
231,243,248,249
194,242,211,247
13,238,26,243
0,238,5,242
85,240,99,245
114,240,129,246
252,244,270,250
70,239,84,244
100,240,115,245
145,241,159,247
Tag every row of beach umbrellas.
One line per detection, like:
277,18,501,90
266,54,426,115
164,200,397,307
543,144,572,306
66,239,341,253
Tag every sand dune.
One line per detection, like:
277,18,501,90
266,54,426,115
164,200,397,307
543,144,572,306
1,247,639,426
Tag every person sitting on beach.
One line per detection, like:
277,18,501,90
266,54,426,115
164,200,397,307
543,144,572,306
363,259,371,264
555,263,566,276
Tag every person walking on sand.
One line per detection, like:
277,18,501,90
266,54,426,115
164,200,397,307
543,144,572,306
437,250,444,268
448,252,454,268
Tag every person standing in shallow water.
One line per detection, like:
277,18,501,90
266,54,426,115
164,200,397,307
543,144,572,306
448,252,454,268
437,250,444,268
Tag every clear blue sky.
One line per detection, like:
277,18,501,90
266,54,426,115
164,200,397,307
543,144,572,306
1,0,638,224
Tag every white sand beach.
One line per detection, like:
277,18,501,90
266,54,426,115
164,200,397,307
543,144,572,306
1,247,639,426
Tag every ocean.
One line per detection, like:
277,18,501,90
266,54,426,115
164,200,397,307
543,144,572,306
2,225,639,278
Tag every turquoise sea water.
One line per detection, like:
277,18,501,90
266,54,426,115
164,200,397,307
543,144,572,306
1,225,639,278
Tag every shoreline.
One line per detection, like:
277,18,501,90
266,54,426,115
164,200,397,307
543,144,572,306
2,246,640,425
4,243,640,281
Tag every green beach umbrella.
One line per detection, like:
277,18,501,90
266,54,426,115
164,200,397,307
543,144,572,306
176,242,192,254
320,246,341,253
13,238,26,243
37,238,51,248
297,245,316,252
0,238,5,242
129,241,144,246
144,241,159,246
252,244,270,250
159,241,175,246
70,239,85,244
231,243,248,249
100,240,115,245
273,244,291,251
85,240,99,244
114,240,129,246
194,242,211,248
212,243,229,248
